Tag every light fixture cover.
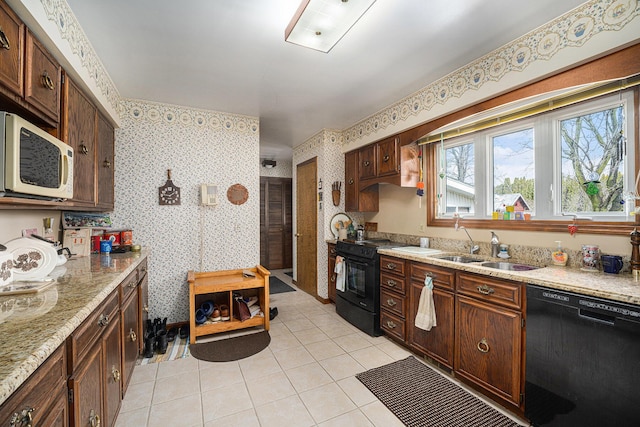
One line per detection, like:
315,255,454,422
285,0,376,53
262,159,277,168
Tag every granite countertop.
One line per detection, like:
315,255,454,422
0,250,149,407
377,248,640,306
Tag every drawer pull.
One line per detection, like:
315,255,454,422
129,328,137,342
477,338,490,353
89,410,101,427
477,284,495,295
386,298,397,307
386,263,397,270
0,26,10,50
10,407,34,427
41,71,55,90
97,313,109,327
386,279,396,287
80,143,89,155
112,366,121,382
363,160,371,167
386,320,396,329
383,155,390,162
348,178,354,185
127,281,136,288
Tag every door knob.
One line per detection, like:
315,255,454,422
295,233,302,237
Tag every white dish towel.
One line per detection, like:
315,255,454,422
334,255,346,292
415,275,437,331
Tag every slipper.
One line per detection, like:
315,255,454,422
166,327,177,342
220,304,230,321
179,326,189,339
210,305,221,322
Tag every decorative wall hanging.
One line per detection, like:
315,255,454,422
227,184,249,205
158,169,181,205
332,181,341,206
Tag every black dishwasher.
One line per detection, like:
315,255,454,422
525,284,640,426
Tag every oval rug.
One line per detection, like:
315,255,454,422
189,330,270,362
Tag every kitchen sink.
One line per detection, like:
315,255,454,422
480,261,539,271
436,255,484,263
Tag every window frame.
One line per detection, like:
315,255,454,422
426,89,639,236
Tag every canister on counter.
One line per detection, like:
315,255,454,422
104,230,121,246
120,229,133,246
91,235,102,253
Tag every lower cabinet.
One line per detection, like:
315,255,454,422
409,262,455,369
379,256,407,342
454,272,524,411
137,270,149,355
328,243,336,303
121,285,139,395
0,344,68,427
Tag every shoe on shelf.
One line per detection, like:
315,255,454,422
210,305,221,322
201,300,215,317
219,304,230,321
195,308,206,325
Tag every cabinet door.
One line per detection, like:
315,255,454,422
64,77,97,206
409,281,455,369
96,113,115,209
25,30,61,124
69,343,103,427
103,314,121,427
137,272,149,355
39,390,68,427
455,295,522,408
121,291,139,394
358,145,376,180
344,151,359,211
327,244,336,302
377,136,399,177
0,0,24,98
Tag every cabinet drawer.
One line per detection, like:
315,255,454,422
68,289,119,369
120,268,138,303
0,344,66,426
380,256,405,276
381,310,406,342
411,262,455,291
457,272,522,310
380,271,406,294
381,290,405,318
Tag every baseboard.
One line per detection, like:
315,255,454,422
315,295,331,304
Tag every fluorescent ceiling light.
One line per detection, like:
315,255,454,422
285,0,376,53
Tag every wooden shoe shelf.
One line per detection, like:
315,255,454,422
187,265,270,344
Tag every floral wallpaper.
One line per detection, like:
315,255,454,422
113,99,260,323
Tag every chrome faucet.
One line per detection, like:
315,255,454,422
454,215,480,254
490,231,500,257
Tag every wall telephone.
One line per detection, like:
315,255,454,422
200,184,218,206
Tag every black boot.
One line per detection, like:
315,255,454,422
156,329,168,354
143,333,155,358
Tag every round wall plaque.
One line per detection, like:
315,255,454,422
227,184,248,205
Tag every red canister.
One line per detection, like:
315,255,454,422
91,235,102,253
120,230,133,246
104,230,121,246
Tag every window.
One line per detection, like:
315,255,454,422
435,90,635,222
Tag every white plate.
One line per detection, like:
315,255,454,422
330,213,352,239
3,237,58,281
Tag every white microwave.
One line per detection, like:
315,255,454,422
1,112,73,200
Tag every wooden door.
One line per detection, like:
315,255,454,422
97,113,115,209
327,243,336,302
344,151,359,212
358,145,376,180
137,273,149,355
295,158,317,296
0,1,24,99
121,291,139,394
377,136,399,177
102,314,121,427
25,30,61,124
69,343,103,427
260,177,292,270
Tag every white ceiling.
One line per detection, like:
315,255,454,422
65,0,586,160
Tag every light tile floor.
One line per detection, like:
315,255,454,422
115,270,530,427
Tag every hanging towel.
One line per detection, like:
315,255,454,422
415,276,437,331
335,255,346,292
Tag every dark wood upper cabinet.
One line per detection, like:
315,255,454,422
345,150,379,212
97,113,115,210
376,136,399,177
0,0,24,99
24,30,61,125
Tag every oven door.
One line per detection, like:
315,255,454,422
338,256,376,312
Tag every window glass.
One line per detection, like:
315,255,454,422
560,105,625,214
492,128,535,216
443,142,474,214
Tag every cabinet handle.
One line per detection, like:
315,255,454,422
363,160,370,167
348,178,354,185
386,320,396,329
129,328,137,342
89,410,101,427
425,272,435,279
41,71,55,90
386,263,397,270
143,304,149,313
331,274,336,283
80,143,89,155
386,298,396,307
103,158,111,168
141,266,147,273
0,26,10,50
383,155,390,162
10,407,34,427
476,284,495,295
386,279,396,287
127,281,136,288
97,313,109,327
477,338,490,353
112,366,121,382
